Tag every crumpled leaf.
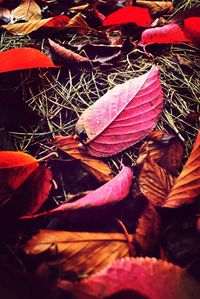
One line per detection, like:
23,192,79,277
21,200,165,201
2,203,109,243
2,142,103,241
24,229,132,276
53,135,113,182
76,65,163,157
21,165,133,218
164,130,200,208
58,257,200,299
103,6,153,27
140,23,192,46
9,0,41,23
0,151,39,206
136,130,184,175
134,203,160,255
139,158,175,207
0,48,58,73
136,1,173,17
1,15,70,35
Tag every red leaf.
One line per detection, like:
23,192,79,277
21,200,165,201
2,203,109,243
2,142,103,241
183,17,200,45
58,257,200,299
0,48,58,73
103,6,153,27
43,15,70,27
76,65,163,157
140,23,192,45
21,165,133,219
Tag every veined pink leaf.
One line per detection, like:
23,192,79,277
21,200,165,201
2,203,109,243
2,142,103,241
76,65,163,157
21,165,133,219
58,257,200,299
140,23,192,46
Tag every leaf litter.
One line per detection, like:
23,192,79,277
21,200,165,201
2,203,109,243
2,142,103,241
0,0,200,298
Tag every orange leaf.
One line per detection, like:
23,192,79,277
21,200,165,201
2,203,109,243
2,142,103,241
139,158,175,206
53,135,113,182
10,0,41,22
66,13,93,34
0,48,58,73
24,229,132,276
136,1,173,17
164,130,200,208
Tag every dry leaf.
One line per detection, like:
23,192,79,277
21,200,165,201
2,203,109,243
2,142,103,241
10,0,41,22
53,135,113,182
58,257,200,299
136,1,173,17
66,13,93,34
69,4,89,12
76,66,163,157
139,158,175,206
24,229,132,276
164,130,200,208
134,203,160,255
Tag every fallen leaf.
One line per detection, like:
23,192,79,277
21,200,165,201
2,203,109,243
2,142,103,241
134,203,160,255
76,65,163,157
136,130,184,175
164,130,200,208
10,0,41,23
58,257,200,299
49,39,90,62
139,158,175,206
136,1,173,17
103,6,153,27
1,15,70,35
0,151,38,206
0,47,58,73
93,6,105,23
140,23,192,46
66,13,93,34
53,135,113,182
21,165,133,218
24,229,132,276
69,4,89,12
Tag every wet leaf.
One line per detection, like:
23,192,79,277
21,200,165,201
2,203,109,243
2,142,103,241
10,0,41,22
21,165,133,218
103,6,153,27
76,66,163,157
134,203,160,255
58,257,200,299
136,1,173,17
24,229,132,276
139,158,175,207
164,130,200,208
1,15,70,35
53,135,113,182
0,47,58,73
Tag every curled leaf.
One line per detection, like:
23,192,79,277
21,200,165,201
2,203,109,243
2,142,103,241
21,165,133,218
24,229,132,276
76,65,163,157
0,48,58,73
58,257,200,299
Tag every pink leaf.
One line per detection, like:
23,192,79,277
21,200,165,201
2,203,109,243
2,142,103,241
103,6,153,28
58,257,200,299
140,23,192,46
21,165,133,219
76,65,163,157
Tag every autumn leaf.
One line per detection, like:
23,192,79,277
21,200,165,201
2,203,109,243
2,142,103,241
134,203,160,255
140,23,192,46
164,130,200,208
21,165,133,219
139,158,175,207
103,6,153,27
0,48,58,73
53,135,113,182
66,13,93,34
136,1,173,17
136,130,184,175
76,65,163,157
10,0,41,22
1,15,70,35
24,229,132,276
58,257,200,299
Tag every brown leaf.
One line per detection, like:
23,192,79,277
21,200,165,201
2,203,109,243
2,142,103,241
139,158,175,206
69,4,89,12
58,257,200,299
164,130,200,208
136,1,173,17
53,135,113,182
134,203,160,255
137,130,184,176
66,13,93,34
10,0,41,22
24,229,132,276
